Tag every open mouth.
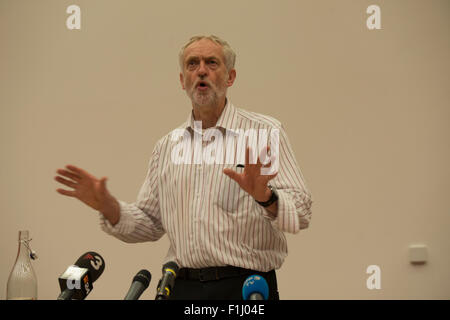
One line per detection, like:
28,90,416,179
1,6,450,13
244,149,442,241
196,82,210,92
197,81,209,88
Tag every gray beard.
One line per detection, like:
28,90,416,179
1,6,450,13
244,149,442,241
187,82,227,108
192,90,218,107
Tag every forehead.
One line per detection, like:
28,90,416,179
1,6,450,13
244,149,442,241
183,38,225,61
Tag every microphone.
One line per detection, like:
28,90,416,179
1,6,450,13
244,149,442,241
242,275,269,300
155,261,179,300
124,269,152,300
57,251,105,300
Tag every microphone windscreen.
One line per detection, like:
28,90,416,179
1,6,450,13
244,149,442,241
242,275,269,300
133,269,152,288
162,261,179,274
74,252,105,282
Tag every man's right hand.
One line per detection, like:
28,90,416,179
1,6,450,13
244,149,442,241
55,165,120,225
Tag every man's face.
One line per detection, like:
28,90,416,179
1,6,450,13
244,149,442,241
180,39,235,107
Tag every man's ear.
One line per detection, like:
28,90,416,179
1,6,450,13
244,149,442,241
226,69,236,87
180,72,185,90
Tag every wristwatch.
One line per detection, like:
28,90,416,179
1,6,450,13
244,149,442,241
256,185,278,207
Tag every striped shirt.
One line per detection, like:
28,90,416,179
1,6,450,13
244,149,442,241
100,98,313,272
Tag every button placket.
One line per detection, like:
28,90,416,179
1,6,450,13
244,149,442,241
193,163,204,258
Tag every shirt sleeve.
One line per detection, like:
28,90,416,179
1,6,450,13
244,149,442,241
99,142,165,243
260,124,313,234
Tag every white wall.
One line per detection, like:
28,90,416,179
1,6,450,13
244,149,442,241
1,0,449,299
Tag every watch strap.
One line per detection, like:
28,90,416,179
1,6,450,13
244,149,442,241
256,185,278,207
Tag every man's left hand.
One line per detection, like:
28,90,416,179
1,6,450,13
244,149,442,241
223,146,277,202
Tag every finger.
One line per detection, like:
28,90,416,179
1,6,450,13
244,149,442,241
259,145,271,166
249,147,261,166
56,169,81,181
256,148,262,166
223,168,242,185
56,188,76,197
245,147,249,165
264,146,271,164
245,146,260,168
260,165,278,179
54,176,77,189
65,165,90,178
258,145,271,166
262,153,276,168
99,177,108,195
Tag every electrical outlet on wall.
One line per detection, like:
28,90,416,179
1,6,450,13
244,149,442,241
409,244,428,265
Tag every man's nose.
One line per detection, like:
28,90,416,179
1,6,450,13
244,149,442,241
197,60,208,76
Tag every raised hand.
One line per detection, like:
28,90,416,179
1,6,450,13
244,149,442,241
55,165,120,224
223,146,278,202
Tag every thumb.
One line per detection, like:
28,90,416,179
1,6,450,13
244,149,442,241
223,168,242,185
99,177,108,195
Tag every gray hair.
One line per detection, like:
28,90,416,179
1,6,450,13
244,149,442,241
179,35,236,72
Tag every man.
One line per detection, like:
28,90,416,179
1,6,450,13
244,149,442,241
55,35,313,300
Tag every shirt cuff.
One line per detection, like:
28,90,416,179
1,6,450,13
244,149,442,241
99,200,135,235
261,190,299,233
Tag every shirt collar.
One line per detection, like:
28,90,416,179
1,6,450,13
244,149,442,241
185,98,239,135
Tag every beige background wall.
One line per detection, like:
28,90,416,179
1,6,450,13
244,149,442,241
1,0,449,299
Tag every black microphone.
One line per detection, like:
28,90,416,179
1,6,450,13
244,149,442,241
57,251,105,300
124,269,152,300
155,261,179,300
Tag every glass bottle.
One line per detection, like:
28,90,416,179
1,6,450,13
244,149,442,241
6,230,38,300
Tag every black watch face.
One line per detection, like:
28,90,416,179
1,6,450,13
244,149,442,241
272,190,278,202
269,186,277,197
